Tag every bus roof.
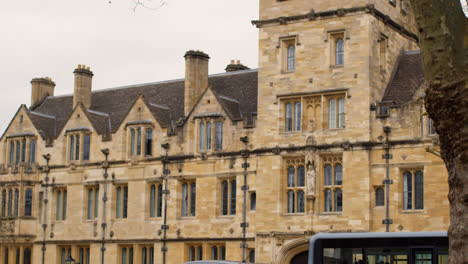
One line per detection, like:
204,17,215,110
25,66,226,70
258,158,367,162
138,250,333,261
308,231,447,264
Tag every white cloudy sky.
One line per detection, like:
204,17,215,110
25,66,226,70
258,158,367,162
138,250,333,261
0,0,259,133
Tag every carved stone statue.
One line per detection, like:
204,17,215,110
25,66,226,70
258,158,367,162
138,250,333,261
306,156,316,197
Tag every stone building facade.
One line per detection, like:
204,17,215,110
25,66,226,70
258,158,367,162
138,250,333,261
0,0,449,264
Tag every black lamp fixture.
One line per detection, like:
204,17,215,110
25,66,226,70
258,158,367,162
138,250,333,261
65,255,76,264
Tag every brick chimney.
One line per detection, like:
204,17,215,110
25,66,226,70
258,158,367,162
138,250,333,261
73,65,94,109
184,50,209,116
225,60,250,72
31,77,55,108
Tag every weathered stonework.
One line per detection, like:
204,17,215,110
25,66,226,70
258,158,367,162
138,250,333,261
0,1,449,264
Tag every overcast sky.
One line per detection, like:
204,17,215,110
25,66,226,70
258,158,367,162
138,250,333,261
0,0,259,133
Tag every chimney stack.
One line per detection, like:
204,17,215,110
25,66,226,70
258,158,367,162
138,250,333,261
31,77,55,108
73,64,94,109
225,60,250,72
184,50,210,116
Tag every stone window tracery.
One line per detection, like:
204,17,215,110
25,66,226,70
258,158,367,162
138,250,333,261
326,95,345,129
55,188,67,221
283,99,302,132
149,182,163,218
322,155,343,212
181,181,196,217
116,185,128,219
6,135,37,165
67,132,91,162
221,179,236,215
128,125,153,158
86,186,99,220
120,245,134,264
403,170,424,210
284,158,306,213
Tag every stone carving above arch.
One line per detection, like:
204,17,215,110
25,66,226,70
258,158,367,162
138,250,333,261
275,237,309,264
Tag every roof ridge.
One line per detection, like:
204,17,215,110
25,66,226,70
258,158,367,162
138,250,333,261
218,94,240,103
29,110,56,119
87,109,110,116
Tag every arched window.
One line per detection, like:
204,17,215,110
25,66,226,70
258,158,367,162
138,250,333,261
24,248,31,264
294,102,301,131
249,250,255,263
403,171,412,210
1,190,5,217
287,167,295,187
324,189,332,212
221,180,228,215
24,189,33,217
297,190,305,213
285,103,293,132
211,246,218,260
219,246,226,260
250,192,256,211
150,184,156,218
197,246,203,260
287,44,295,71
324,165,332,186
375,187,384,206
14,189,19,217
287,190,295,213
334,189,343,212
334,164,343,185
297,166,305,187
335,39,344,65
189,247,196,261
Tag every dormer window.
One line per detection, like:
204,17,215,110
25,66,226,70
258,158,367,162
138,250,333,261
68,133,91,162
6,134,37,165
196,115,224,152
127,122,154,158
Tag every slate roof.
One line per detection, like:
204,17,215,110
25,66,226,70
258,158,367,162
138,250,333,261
30,69,258,140
382,51,424,105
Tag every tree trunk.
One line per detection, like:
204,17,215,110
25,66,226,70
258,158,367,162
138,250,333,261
409,0,468,263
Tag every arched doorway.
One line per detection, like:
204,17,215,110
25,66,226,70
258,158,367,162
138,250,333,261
275,238,309,264
291,251,308,264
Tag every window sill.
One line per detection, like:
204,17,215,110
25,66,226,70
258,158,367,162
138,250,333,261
280,130,302,135
281,70,295,74
85,219,98,223
400,209,425,214
112,218,128,222
324,127,345,131
330,65,344,69
147,217,163,221
281,213,306,217
178,216,196,220
217,215,236,219
319,212,343,216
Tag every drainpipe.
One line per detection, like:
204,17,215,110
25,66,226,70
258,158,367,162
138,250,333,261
161,143,171,264
100,149,110,264
240,136,250,263
40,154,52,264
382,126,393,232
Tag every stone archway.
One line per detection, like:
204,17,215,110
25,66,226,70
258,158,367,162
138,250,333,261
275,238,309,264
